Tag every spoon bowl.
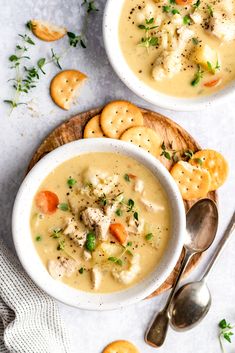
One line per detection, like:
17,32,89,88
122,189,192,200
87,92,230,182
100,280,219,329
170,280,211,331
185,198,218,252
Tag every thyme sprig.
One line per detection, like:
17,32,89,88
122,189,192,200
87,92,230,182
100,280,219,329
219,319,234,353
138,18,158,50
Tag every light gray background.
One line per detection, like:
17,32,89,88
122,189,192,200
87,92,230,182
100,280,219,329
0,1,235,352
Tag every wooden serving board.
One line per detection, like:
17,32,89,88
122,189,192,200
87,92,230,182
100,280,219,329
27,107,217,298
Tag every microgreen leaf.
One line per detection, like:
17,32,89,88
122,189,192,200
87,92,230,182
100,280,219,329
193,157,203,165
207,4,213,17
193,0,201,8
127,199,135,212
79,267,84,274
35,235,42,241
115,208,122,217
57,239,65,251
37,58,46,74
134,211,139,221
58,203,69,211
191,65,203,86
145,233,153,240
192,37,199,45
124,173,130,182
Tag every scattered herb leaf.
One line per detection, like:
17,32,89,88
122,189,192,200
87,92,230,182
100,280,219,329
57,239,65,251
58,203,69,211
124,173,130,182
146,233,153,240
35,235,42,241
191,65,203,86
79,267,84,274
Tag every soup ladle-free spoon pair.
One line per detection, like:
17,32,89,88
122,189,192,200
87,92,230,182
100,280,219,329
145,199,235,348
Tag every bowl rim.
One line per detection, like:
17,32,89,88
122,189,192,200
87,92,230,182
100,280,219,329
12,138,186,310
103,0,235,111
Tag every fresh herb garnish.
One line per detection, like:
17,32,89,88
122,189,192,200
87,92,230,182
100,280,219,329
160,142,171,160
82,0,99,13
67,32,86,48
183,15,191,25
85,232,96,252
67,177,77,186
18,33,35,45
138,18,158,50
207,4,213,17
193,157,203,165
98,194,108,206
124,173,130,182
79,267,85,274
108,257,123,266
163,5,171,12
134,212,139,221
58,203,69,211
207,60,220,74
57,239,65,251
51,228,62,238
145,233,153,240
127,199,135,212
193,0,201,8
192,37,199,45
219,318,234,353
127,241,132,247
35,235,42,241
183,149,194,160
191,65,203,86
115,208,123,217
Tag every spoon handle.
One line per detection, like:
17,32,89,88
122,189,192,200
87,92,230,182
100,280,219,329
145,249,193,347
203,210,235,280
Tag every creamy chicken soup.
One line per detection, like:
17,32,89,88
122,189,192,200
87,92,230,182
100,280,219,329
119,0,235,97
31,152,171,293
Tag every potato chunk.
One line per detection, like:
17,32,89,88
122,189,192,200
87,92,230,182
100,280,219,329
194,44,218,71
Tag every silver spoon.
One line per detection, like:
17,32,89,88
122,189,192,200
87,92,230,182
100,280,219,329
170,210,235,331
145,198,218,348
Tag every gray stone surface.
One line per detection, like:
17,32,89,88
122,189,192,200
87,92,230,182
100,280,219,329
0,1,235,352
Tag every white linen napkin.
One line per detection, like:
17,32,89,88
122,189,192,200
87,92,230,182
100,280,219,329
0,239,71,353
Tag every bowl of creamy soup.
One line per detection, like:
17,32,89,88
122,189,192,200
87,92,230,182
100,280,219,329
103,0,235,110
12,138,185,310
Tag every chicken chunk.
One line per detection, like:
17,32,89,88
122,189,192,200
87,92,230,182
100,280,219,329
48,257,77,280
104,193,124,217
112,254,140,285
83,249,92,261
152,27,194,81
81,207,110,241
127,216,144,235
63,218,86,247
91,266,102,290
82,168,119,197
209,11,235,41
140,198,165,212
134,178,144,194
190,12,202,24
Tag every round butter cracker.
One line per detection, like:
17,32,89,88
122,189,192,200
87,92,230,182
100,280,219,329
170,161,211,200
189,149,228,191
120,126,161,157
103,340,140,353
83,115,106,138
50,70,87,110
100,101,143,139
30,19,67,41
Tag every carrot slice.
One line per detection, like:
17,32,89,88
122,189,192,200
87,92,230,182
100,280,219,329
175,0,192,5
35,190,59,214
204,78,221,88
109,223,128,244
